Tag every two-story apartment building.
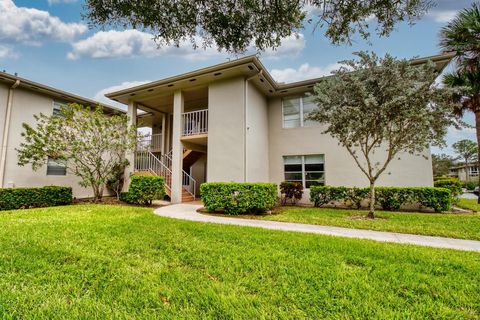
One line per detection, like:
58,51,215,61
0,71,119,198
107,54,453,203
449,163,479,182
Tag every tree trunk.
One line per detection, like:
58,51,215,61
465,158,470,185
476,111,480,204
91,184,103,203
368,180,375,219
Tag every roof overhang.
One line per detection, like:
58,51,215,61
107,52,456,106
0,71,122,114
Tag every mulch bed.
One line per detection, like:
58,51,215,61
73,197,163,208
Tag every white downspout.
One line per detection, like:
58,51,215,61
0,79,20,187
244,70,262,182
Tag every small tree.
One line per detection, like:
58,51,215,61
308,52,460,218
17,104,137,202
452,139,478,183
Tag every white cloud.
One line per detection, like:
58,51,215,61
270,63,341,83
432,126,477,155
68,29,305,60
93,80,151,110
48,0,77,4
67,29,223,61
0,0,86,45
427,10,458,23
0,45,16,59
259,34,305,60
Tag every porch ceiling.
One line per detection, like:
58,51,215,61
136,86,209,114
108,57,267,106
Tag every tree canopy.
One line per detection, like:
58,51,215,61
84,0,432,53
440,2,480,201
16,104,138,201
452,139,478,182
308,51,460,217
432,153,455,177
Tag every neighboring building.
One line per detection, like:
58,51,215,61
449,163,479,182
0,71,119,198
106,54,453,203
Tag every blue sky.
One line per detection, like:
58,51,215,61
0,0,476,155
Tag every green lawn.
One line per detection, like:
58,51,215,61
0,205,479,319
243,207,480,240
458,198,480,212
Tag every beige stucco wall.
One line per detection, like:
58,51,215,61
207,77,246,182
2,87,93,198
246,81,269,182
268,96,434,202
190,153,207,195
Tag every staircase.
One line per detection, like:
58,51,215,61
182,150,203,171
134,150,197,202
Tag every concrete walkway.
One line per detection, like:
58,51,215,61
154,204,480,252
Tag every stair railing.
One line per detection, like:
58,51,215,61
135,150,172,192
162,149,197,199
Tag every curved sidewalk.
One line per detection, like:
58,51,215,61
154,204,480,252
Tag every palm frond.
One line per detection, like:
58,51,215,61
439,3,480,68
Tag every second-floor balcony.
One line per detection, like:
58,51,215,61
182,109,208,137
137,133,162,152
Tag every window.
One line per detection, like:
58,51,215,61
282,95,317,128
284,154,325,188
53,100,66,117
469,166,479,175
47,157,67,176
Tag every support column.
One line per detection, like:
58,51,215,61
171,91,184,203
123,101,137,191
165,114,171,154
161,113,166,156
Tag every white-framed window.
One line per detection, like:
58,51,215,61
282,94,317,128
53,100,66,117
47,157,67,176
283,154,325,188
469,166,479,175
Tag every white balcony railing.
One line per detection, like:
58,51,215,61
137,133,162,151
182,109,208,136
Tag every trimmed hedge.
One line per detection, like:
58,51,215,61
433,178,462,198
0,186,72,211
310,186,451,212
201,182,277,215
122,175,165,205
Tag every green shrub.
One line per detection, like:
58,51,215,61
310,186,348,207
119,192,131,203
375,187,413,211
345,187,370,209
0,186,72,211
309,186,451,212
465,181,477,191
279,181,303,205
416,187,452,213
434,178,462,202
200,182,277,215
122,175,165,205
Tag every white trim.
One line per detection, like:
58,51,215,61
283,154,325,189
281,94,317,129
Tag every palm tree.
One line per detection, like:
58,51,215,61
440,3,480,202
